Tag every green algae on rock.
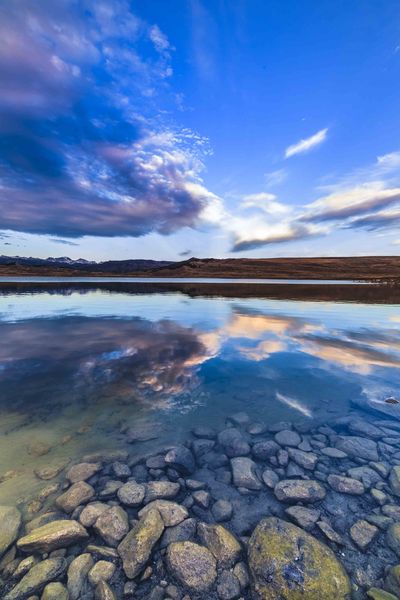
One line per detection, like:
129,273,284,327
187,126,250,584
248,517,351,599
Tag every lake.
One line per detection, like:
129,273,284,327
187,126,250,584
1,280,400,597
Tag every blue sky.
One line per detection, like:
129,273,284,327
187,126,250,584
1,0,400,260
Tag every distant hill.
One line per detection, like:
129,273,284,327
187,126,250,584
0,255,399,280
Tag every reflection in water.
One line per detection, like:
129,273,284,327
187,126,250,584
0,285,400,503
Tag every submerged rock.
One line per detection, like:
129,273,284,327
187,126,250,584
94,506,129,546
66,462,102,483
350,520,379,551
218,429,250,458
166,541,217,592
118,508,164,579
145,481,180,503
327,474,365,495
389,466,400,496
231,457,261,490
41,582,69,600
67,553,94,600
95,580,117,600
274,479,326,503
335,436,379,461
274,430,301,447
138,500,188,527
55,481,94,513
285,506,320,531
17,520,88,553
164,446,195,475
197,523,241,568
4,558,67,600
248,517,351,599
0,506,21,558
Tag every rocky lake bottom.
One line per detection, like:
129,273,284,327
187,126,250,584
3,411,400,599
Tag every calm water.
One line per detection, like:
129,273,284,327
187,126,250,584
0,282,400,505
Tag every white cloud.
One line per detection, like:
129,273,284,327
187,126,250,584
264,168,288,187
285,128,328,159
241,192,290,215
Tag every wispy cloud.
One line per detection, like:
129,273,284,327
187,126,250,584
241,192,290,215
285,128,328,159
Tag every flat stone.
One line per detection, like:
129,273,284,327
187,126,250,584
55,482,94,513
0,506,21,558
350,520,379,550
4,558,67,600
320,447,347,458
117,481,146,507
335,436,379,461
231,457,261,490
261,468,279,489
145,481,180,503
166,541,217,592
41,582,69,600
66,462,102,483
88,560,116,585
285,506,320,531
274,430,301,447
139,501,188,527
34,463,67,481
25,513,62,535
274,479,326,503
317,520,345,545
229,412,250,426
67,553,94,600
86,545,119,560
164,446,195,475
287,448,318,470
79,502,109,527
347,466,382,489
248,517,351,599
197,523,241,568
367,588,398,600
17,520,88,553
212,500,233,522
218,429,250,458
348,418,383,439
118,508,164,579
389,466,400,496
327,474,365,495
94,506,129,547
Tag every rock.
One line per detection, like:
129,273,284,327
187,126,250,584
117,481,145,507
99,480,123,499
285,506,320,531
86,545,119,560
193,490,210,509
79,502,109,527
230,457,261,490
197,523,241,568
67,553,94,600
0,506,21,558
348,418,383,439
288,448,318,470
41,582,69,600
94,506,129,547
88,561,116,585
233,561,249,590
192,439,215,458
261,468,279,489
350,520,379,550
17,520,88,553
164,447,195,475
327,474,365,495
212,500,233,522
95,581,117,600
185,479,205,490
367,588,398,600
112,462,130,478
166,541,217,592
383,505,400,520
248,517,351,599
218,429,250,458
145,481,180,503
66,462,102,483
385,564,400,597
371,488,387,505
277,449,289,467
192,426,217,439
229,412,250,426
160,518,197,549
274,479,326,503
139,501,188,527
118,508,164,579
25,513,62,535
347,466,382,489
274,430,301,447
335,436,379,461
269,421,293,432
320,447,347,458
390,466,400,496
387,523,400,557
252,441,279,460
55,482,94,513
247,422,268,435
13,556,39,579
217,570,241,600
4,558,67,600
317,520,345,545
34,463,67,481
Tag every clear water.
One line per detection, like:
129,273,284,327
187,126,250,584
0,282,400,506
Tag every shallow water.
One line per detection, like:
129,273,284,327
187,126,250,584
0,282,400,506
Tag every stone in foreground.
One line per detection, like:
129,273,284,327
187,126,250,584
197,523,241,568
166,541,217,592
118,508,164,579
231,457,262,490
248,517,351,599
350,520,379,551
0,505,21,558
274,479,326,503
4,558,67,600
17,520,88,553
41,582,69,600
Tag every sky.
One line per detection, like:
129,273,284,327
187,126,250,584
1,0,400,261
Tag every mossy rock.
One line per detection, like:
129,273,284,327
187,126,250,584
248,517,351,599
367,587,399,600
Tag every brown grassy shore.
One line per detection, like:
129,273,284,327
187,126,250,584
1,256,400,281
